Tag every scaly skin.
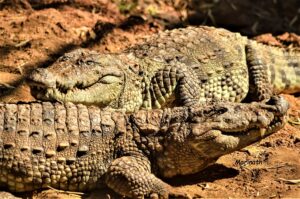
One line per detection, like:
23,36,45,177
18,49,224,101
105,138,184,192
0,96,288,197
28,26,300,112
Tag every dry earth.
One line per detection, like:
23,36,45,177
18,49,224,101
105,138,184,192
0,0,299,198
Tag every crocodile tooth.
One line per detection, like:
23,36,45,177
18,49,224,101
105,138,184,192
260,128,266,137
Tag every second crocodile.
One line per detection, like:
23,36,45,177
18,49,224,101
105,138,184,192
29,26,300,112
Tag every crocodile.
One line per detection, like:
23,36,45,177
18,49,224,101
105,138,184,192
28,26,300,112
0,96,288,198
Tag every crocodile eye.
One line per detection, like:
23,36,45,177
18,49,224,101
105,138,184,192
99,75,122,84
86,60,94,65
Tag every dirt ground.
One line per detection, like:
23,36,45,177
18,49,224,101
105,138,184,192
0,0,299,198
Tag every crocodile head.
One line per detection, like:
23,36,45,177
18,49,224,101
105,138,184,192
189,96,288,157
155,96,289,177
28,49,139,109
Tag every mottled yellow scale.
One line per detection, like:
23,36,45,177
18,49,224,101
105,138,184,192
131,26,250,107
184,28,249,103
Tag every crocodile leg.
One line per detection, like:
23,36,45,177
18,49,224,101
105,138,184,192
144,63,200,109
105,155,189,198
246,41,273,101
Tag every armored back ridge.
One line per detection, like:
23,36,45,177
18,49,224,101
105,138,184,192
0,102,118,192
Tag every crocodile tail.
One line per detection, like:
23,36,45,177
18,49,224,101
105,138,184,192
247,40,300,94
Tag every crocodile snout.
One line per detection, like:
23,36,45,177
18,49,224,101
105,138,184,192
28,68,56,88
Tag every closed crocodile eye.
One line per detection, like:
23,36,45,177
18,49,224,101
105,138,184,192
99,75,122,84
86,60,94,65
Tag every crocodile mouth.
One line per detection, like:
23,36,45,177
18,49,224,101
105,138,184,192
29,80,98,99
221,115,284,137
191,114,285,157
31,81,95,92
29,79,123,106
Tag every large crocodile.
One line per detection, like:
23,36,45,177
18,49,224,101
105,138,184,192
0,96,288,198
28,26,300,112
